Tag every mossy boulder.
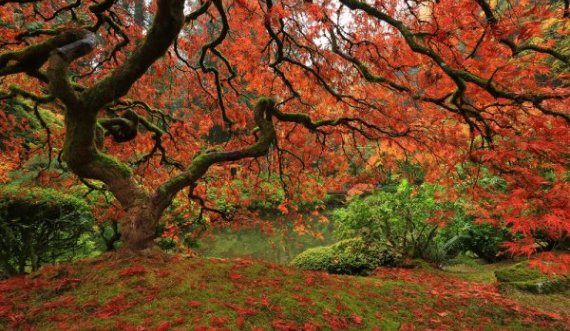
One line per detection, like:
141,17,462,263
494,262,570,294
291,238,401,275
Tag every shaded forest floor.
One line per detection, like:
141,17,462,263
1,253,568,330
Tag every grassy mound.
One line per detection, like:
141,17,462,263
0,254,568,330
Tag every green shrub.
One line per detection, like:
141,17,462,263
463,224,511,262
0,185,94,275
333,180,453,264
291,238,401,275
333,178,514,266
438,214,511,263
291,245,334,271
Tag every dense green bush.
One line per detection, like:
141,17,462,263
331,179,517,266
291,238,401,275
333,180,450,263
0,185,94,275
438,214,512,263
448,164,513,262
291,245,334,271
461,223,511,262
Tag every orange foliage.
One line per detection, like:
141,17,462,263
0,0,567,261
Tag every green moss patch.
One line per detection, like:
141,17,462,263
495,262,570,294
0,254,567,330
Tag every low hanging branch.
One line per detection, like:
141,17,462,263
339,0,570,125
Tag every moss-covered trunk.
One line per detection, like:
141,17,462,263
39,1,275,253
42,0,186,253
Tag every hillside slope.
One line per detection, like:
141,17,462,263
0,254,567,330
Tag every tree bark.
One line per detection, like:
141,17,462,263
120,201,161,251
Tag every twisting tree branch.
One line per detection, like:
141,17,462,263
197,0,234,127
154,98,278,212
42,0,186,213
0,29,92,78
474,0,497,24
499,38,569,65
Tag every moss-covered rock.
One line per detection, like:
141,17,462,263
495,262,570,294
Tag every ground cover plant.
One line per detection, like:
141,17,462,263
1,255,569,330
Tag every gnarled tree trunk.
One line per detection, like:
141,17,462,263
43,0,187,253
120,202,161,251
38,0,279,253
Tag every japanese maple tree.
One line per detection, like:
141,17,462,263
0,0,568,261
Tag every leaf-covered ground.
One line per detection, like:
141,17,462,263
0,254,568,330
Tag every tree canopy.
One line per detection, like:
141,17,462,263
0,0,568,266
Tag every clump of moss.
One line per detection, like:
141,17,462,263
495,262,544,283
495,262,570,294
94,153,133,178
